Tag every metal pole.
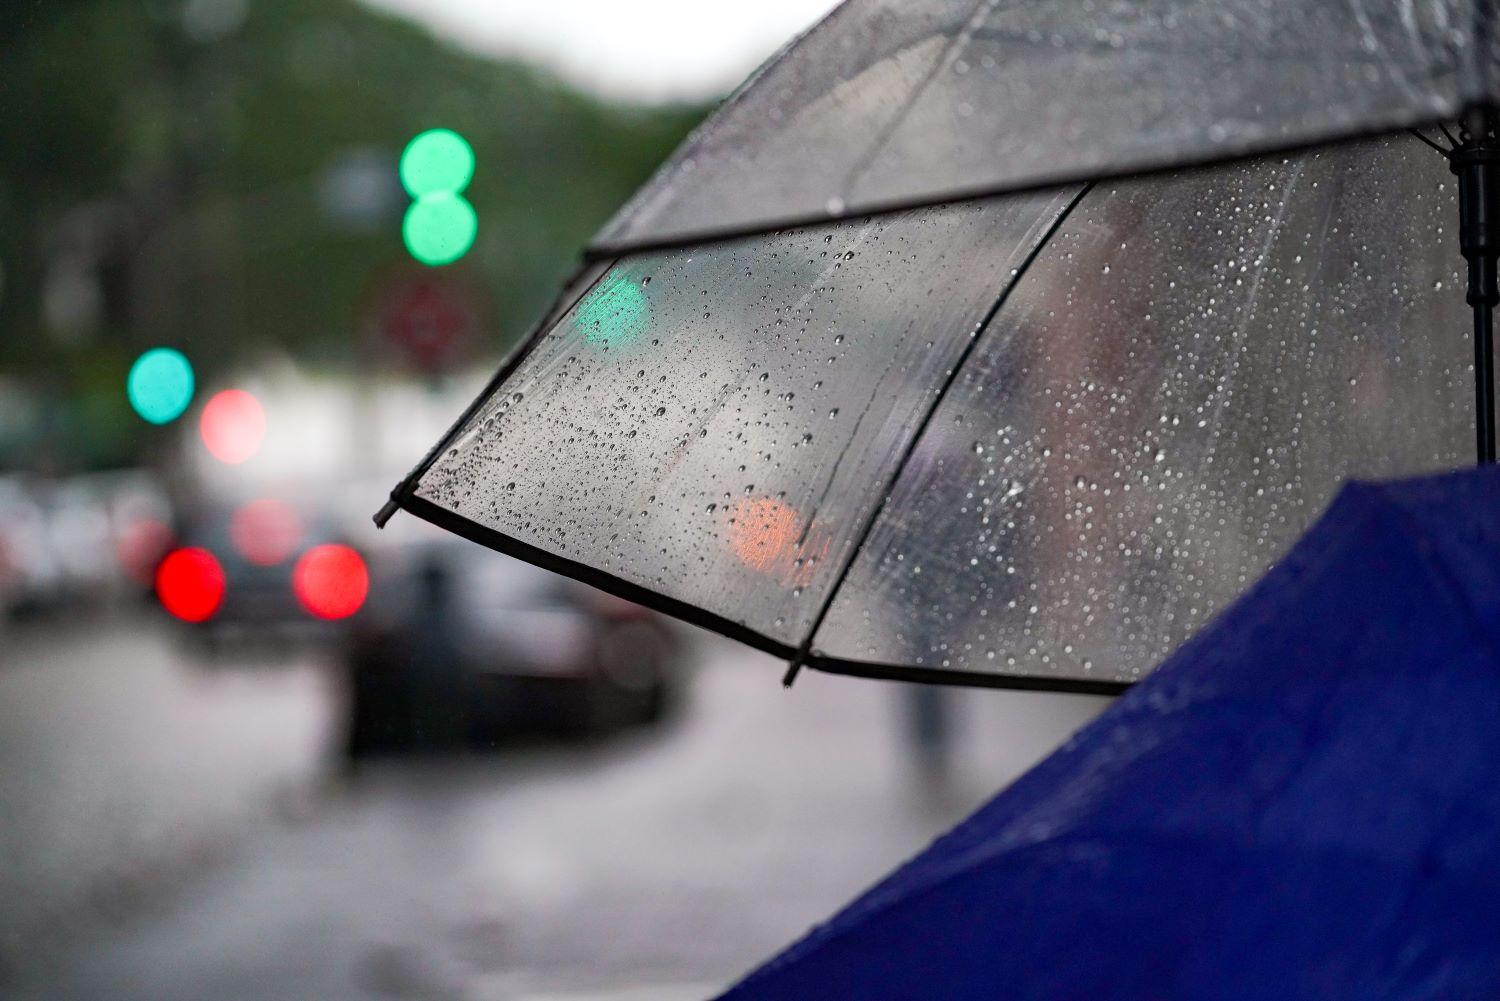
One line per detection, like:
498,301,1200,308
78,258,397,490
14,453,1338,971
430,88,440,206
1452,108,1500,465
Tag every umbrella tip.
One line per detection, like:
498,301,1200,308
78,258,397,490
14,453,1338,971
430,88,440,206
782,654,805,688
373,497,400,529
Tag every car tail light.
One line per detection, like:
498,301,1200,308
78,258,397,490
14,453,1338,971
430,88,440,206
155,547,226,622
292,544,368,620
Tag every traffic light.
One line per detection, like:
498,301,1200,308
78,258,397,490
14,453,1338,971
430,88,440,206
126,347,195,424
400,128,477,266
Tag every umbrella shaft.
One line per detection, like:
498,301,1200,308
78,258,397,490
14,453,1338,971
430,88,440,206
1452,117,1500,465
1477,302,1496,464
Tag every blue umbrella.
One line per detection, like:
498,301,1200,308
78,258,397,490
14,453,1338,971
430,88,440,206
722,467,1500,1000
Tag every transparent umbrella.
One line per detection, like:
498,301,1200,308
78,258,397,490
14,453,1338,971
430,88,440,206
377,0,1500,693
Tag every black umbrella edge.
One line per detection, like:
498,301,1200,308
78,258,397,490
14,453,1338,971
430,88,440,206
392,490,1131,696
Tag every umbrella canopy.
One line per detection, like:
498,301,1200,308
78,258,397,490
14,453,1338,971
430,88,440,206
719,465,1500,1000
379,1,1495,692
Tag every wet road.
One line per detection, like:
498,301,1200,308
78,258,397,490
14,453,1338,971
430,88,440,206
1,617,1105,1000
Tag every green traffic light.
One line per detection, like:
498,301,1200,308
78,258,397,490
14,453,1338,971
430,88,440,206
399,128,477,265
399,128,474,199
403,192,478,266
127,347,195,424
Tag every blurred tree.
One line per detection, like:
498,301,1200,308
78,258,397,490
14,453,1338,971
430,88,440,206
0,0,706,469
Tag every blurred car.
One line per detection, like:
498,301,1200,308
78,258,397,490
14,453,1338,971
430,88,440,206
0,471,172,619
346,540,688,754
0,477,63,618
159,497,368,648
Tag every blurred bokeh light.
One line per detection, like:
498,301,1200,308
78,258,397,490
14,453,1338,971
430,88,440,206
399,127,475,197
291,542,368,619
229,498,303,566
199,390,267,465
402,190,479,266
126,348,196,425
154,546,226,622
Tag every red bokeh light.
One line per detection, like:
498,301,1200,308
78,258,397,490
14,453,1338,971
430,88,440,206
155,547,226,622
292,544,368,620
230,499,303,566
200,389,266,464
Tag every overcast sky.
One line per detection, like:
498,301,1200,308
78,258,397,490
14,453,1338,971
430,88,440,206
361,0,842,102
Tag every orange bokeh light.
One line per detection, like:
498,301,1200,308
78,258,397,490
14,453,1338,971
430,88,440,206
200,389,266,464
729,496,803,572
726,496,831,590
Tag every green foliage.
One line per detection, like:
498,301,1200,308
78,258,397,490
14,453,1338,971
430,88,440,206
0,0,708,468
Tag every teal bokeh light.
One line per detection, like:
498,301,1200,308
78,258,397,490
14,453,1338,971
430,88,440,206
399,128,474,199
402,193,479,266
576,273,651,345
127,347,195,425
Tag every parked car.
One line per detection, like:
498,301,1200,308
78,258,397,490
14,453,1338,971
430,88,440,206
345,540,688,754
159,497,368,649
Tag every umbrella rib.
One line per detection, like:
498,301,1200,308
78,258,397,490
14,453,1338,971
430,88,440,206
589,112,1463,260
782,180,1097,688
1408,128,1454,158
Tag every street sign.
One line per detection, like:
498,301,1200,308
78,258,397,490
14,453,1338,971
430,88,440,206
375,271,482,374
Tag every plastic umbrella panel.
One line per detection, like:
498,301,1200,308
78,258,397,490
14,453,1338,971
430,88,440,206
816,135,1469,684
593,0,1478,253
